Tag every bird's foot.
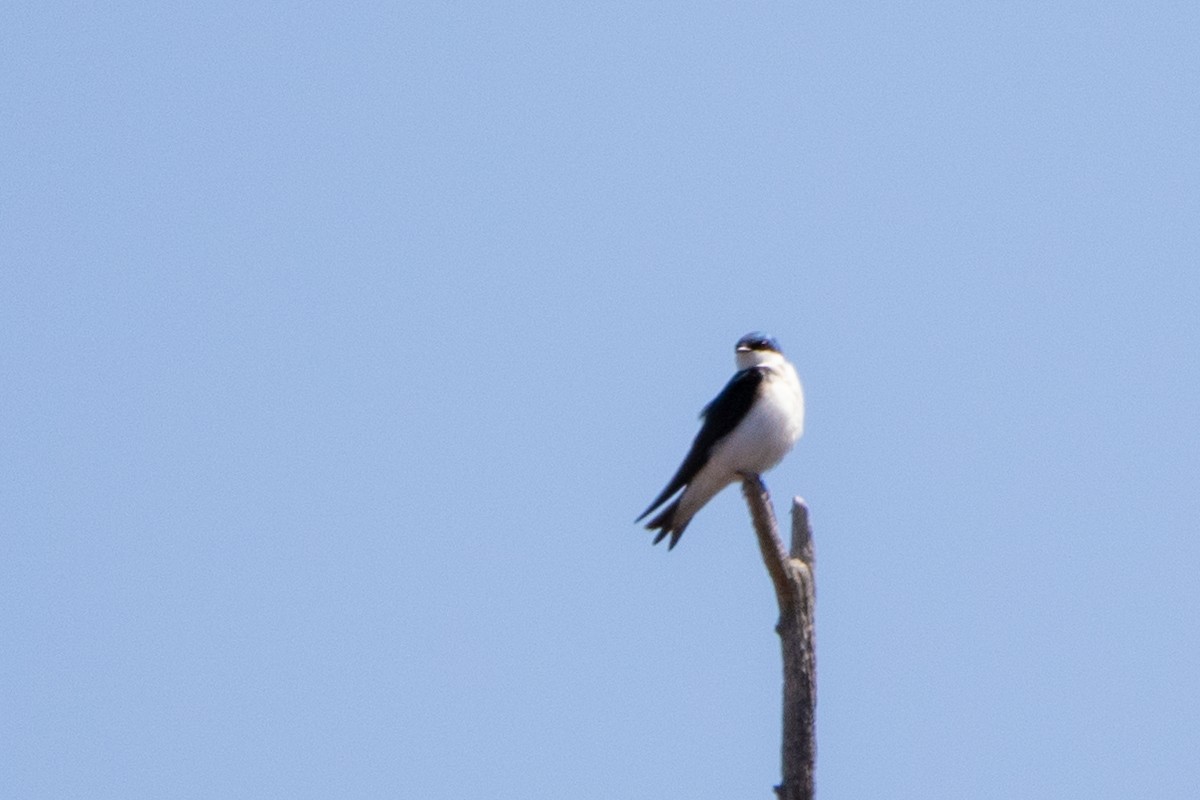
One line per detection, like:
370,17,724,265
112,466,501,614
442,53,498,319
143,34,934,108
737,471,765,492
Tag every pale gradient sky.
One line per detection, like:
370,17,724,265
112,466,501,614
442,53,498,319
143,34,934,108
4,3,1199,799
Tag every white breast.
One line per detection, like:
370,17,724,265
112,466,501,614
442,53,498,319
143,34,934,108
711,363,805,474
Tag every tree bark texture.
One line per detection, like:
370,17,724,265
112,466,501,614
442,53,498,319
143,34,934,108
740,477,816,800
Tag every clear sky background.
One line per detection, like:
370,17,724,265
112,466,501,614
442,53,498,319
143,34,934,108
4,3,1199,798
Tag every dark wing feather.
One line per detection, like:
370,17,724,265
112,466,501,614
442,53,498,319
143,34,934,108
636,367,766,521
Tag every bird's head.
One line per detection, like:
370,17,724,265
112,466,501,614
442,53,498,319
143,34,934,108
735,331,785,370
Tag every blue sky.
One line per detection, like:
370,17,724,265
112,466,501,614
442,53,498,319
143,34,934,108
4,3,1199,798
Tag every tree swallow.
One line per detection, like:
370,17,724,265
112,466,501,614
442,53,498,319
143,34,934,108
637,332,805,549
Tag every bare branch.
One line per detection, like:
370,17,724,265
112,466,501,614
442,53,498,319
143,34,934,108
740,474,790,608
740,478,816,800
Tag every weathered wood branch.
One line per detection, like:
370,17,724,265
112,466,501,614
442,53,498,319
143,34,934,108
740,477,816,800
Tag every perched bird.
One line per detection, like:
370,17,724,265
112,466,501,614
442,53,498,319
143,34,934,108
637,332,805,549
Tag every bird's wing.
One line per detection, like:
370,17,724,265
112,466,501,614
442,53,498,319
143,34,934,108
636,366,766,521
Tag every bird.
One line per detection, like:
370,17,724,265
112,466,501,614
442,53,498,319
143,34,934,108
637,332,805,549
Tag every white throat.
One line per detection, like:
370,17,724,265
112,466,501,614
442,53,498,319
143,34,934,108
736,348,786,371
